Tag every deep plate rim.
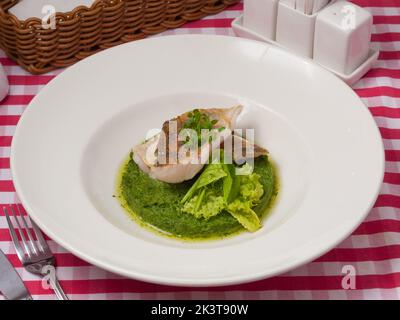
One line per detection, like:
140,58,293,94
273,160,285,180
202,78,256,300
11,34,385,287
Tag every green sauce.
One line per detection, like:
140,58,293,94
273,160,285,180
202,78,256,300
116,154,278,241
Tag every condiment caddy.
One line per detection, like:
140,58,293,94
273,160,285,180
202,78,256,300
232,0,379,85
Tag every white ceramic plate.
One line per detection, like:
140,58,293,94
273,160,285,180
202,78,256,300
11,35,384,286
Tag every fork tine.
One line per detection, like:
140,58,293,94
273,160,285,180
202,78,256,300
6,205,67,300
28,214,50,254
16,205,38,255
9,205,33,257
3,206,26,261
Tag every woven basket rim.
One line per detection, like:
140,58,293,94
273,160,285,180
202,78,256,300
1,0,114,24
0,0,240,74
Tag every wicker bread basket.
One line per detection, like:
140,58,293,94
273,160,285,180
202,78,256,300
0,0,239,74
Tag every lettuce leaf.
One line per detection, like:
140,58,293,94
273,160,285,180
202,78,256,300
228,166,241,204
225,172,264,232
181,163,227,204
222,163,233,202
180,162,265,232
182,189,225,219
226,200,261,232
240,173,264,205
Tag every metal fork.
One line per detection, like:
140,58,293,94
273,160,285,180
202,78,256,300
3,205,68,300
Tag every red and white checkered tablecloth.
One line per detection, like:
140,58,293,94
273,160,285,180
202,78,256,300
0,0,400,300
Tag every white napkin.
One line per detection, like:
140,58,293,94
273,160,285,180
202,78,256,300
9,0,96,20
0,63,9,103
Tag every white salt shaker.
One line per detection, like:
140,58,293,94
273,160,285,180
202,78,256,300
0,63,9,103
276,1,318,58
313,1,373,75
243,0,280,40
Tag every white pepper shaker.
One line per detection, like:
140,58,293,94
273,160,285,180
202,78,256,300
243,0,280,40
0,63,9,103
313,1,373,75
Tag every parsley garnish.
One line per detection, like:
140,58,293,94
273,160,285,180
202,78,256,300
182,109,225,147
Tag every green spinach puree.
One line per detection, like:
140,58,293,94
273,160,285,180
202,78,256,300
116,154,278,241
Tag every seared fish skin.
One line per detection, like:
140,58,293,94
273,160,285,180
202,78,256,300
133,132,205,183
230,134,268,165
156,106,243,166
132,106,242,183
